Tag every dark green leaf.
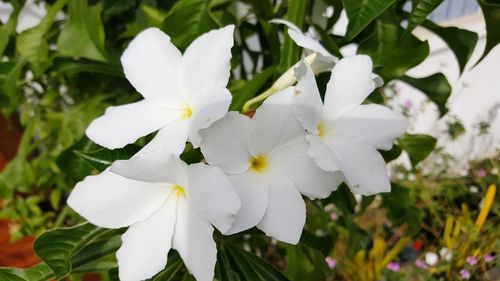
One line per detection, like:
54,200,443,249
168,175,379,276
313,24,342,58
229,66,276,111
421,20,478,73
276,0,307,74
148,252,184,281
103,0,137,16
33,223,111,279
379,144,402,162
358,14,429,81
57,0,109,62
399,73,451,116
56,137,97,181
342,0,397,41
476,0,500,64
162,0,219,49
74,144,142,171
54,58,124,77
398,134,436,167
224,244,290,281
406,0,444,32
0,59,26,115
381,184,421,235
299,230,333,256
0,263,55,281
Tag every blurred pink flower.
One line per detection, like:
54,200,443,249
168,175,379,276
476,169,487,178
387,261,400,272
466,256,477,265
484,254,494,262
415,259,427,269
459,269,471,279
325,257,337,269
330,212,339,221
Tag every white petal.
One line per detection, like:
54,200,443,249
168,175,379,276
117,195,177,281
110,150,188,184
200,112,252,174
249,87,304,156
188,88,232,147
186,163,240,234
257,174,305,244
270,19,332,58
328,136,391,195
180,25,234,102
226,171,268,234
332,104,408,150
67,171,169,228
269,139,342,199
140,118,189,155
323,55,375,119
173,199,217,281
86,100,180,149
121,28,184,107
293,61,323,133
305,134,341,172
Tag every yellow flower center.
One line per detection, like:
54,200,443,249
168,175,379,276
181,107,192,119
171,184,186,197
317,122,326,139
249,154,268,173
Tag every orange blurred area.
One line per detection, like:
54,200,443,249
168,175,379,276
0,115,40,268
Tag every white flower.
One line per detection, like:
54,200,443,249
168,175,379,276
425,252,439,266
292,56,408,195
86,26,234,154
439,247,452,261
67,151,240,281
200,88,342,244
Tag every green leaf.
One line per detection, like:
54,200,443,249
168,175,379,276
224,244,290,281
399,73,451,116
299,230,333,256
313,24,342,58
398,134,436,167
56,137,97,181
381,184,421,235
379,144,402,162
0,59,26,115
148,252,184,281
358,14,429,81
476,0,500,64
74,144,142,171
54,58,124,77
406,0,444,32
342,0,397,41
162,0,219,49
0,1,21,56
0,263,55,281
276,0,307,74
230,66,276,111
33,223,112,279
57,0,109,62
421,20,478,73
16,0,67,73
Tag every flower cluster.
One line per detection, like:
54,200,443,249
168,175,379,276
67,25,407,281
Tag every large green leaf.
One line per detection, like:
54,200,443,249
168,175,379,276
342,0,397,41
398,134,436,167
0,263,54,281
230,66,276,111
57,0,109,62
358,14,429,81
74,144,142,171
400,73,451,116
223,244,290,281
476,0,500,64
33,223,113,279
162,0,219,49
276,0,307,74
16,0,67,73
421,20,478,73
406,0,444,32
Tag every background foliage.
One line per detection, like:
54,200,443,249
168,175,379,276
0,0,498,280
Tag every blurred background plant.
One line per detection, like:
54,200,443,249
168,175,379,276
0,0,498,280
